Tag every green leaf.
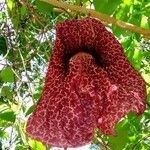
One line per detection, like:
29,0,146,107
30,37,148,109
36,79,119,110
7,0,19,29
7,0,15,11
121,37,132,48
33,93,41,100
128,13,142,27
28,139,46,150
112,4,131,36
25,105,35,116
0,36,7,55
20,5,27,17
93,0,122,15
35,0,53,14
127,112,142,132
147,93,150,104
142,73,150,84
0,130,9,138
133,49,143,70
0,67,15,83
1,86,13,99
15,145,29,150
108,119,130,150
141,15,149,29
0,111,16,122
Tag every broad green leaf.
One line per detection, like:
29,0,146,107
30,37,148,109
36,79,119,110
121,37,132,49
35,0,53,14
0,36,7,55
127,112,142,132
0,67,15,82
128,13,142,27
0,119,12,128
7,0,15,11
33,92,41,100
112,4,131,36
142,73,150,84
28,139,46,150
0,130,9,138
0,111,16,122
130,48,143,70
141,15,149,29
25,105,35,116
125,46,135,63
0,98,7,104
123,38,143,70
1,86,13,99
93,0,122,15
108,119,130,150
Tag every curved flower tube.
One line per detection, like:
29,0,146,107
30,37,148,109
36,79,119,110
26,18,146,148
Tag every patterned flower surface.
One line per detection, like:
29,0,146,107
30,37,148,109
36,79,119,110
26,18,146,148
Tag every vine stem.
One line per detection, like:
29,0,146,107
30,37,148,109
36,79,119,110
41,0,150,38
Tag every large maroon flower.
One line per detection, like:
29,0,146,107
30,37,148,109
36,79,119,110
26,18,146,148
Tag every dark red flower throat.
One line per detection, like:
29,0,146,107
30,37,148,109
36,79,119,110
26,18,146,148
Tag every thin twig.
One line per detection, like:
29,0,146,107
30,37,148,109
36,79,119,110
21,0,43,24
18,48,36,106
97,136,109,150
8,127,14,148
21,0,54,34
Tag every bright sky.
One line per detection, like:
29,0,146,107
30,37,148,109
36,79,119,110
0,0,5,3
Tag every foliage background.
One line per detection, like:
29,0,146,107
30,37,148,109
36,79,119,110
0,0,150,149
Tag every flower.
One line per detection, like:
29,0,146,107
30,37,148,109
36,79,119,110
26,18,146,148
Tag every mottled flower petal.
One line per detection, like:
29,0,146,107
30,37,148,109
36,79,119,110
26,18,146,148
